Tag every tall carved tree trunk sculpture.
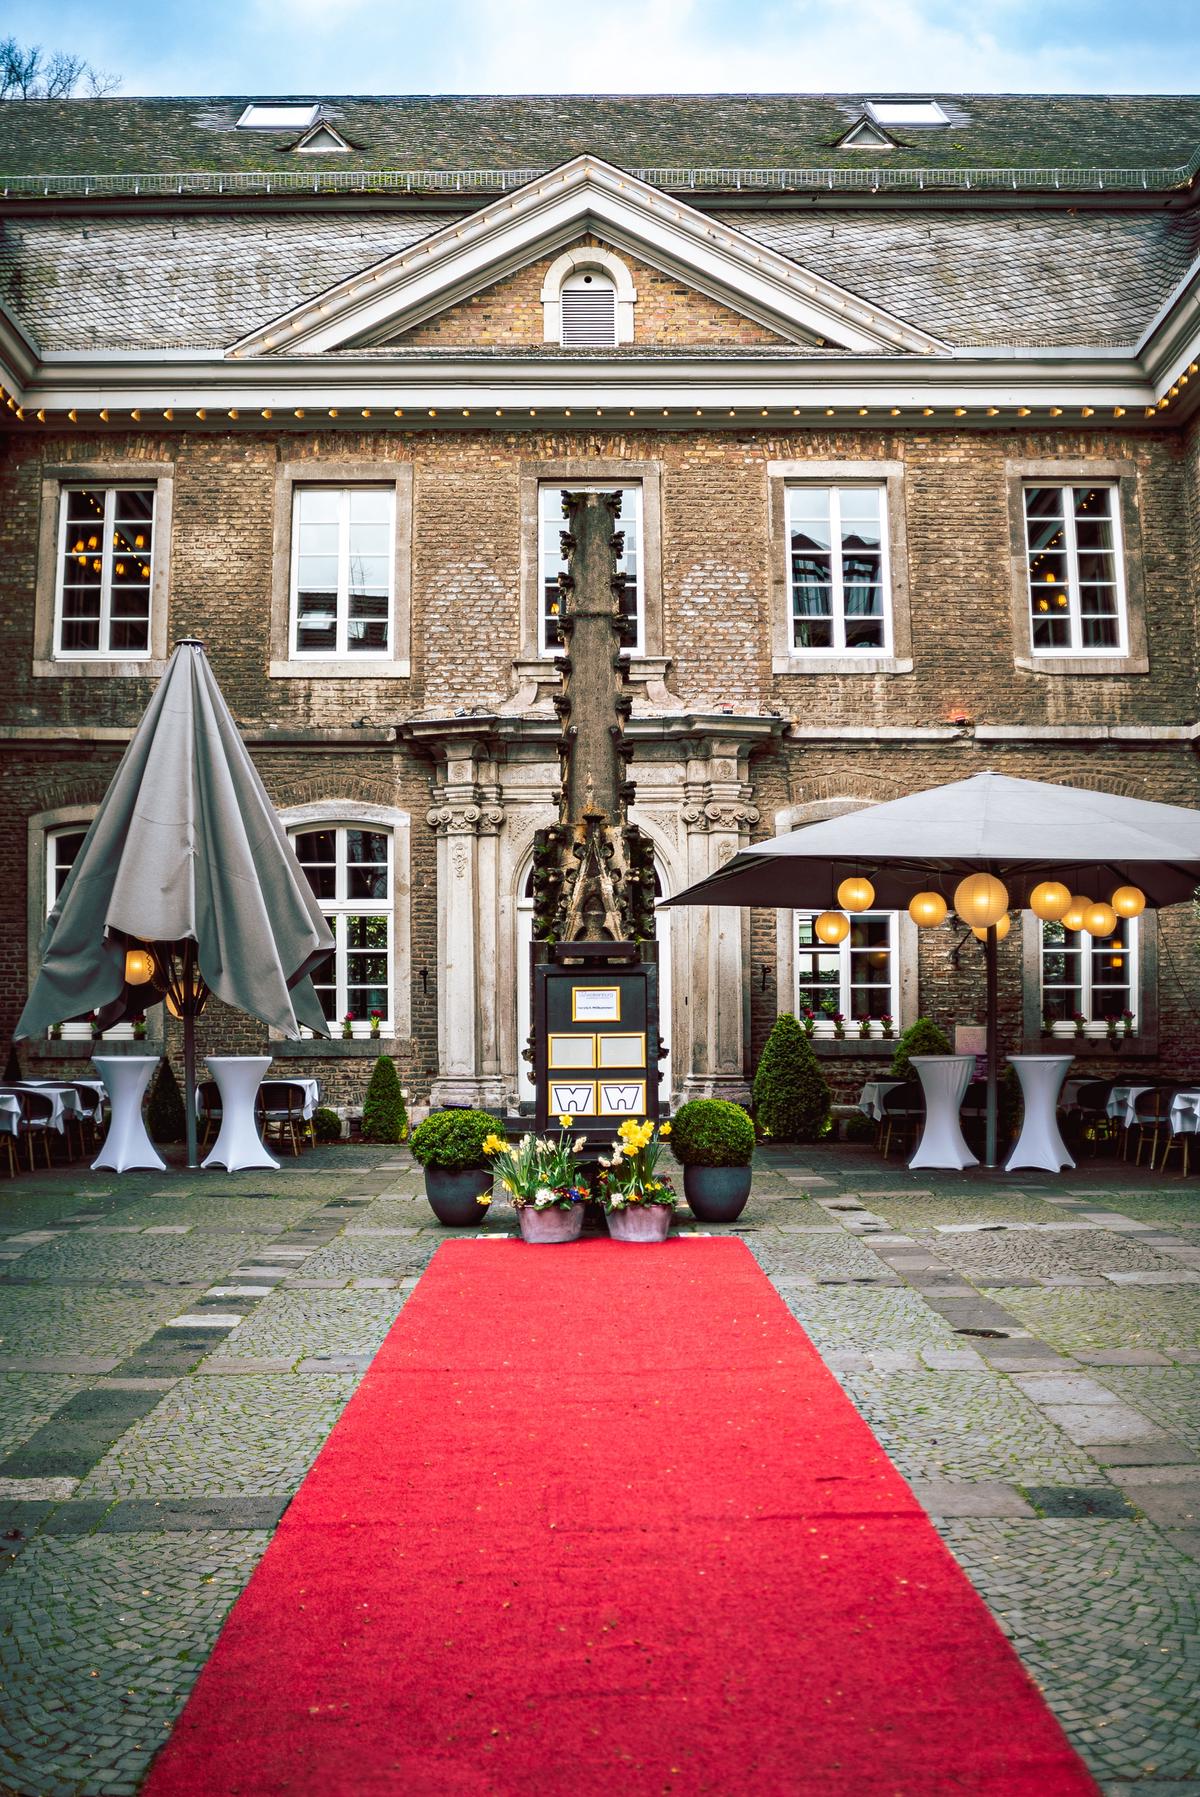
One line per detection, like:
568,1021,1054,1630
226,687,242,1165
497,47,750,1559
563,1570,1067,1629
531,491,656,946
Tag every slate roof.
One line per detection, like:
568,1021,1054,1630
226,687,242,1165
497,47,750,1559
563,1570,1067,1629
1,94,1199,186
3,205,1196,354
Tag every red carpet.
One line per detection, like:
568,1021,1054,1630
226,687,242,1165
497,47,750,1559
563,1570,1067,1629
143,1239,1098,1795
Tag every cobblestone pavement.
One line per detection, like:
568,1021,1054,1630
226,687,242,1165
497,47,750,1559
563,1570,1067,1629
0,1140,1197,1794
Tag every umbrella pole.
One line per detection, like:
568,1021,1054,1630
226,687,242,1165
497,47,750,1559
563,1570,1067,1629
985,923,999,1169
182,944,199,1171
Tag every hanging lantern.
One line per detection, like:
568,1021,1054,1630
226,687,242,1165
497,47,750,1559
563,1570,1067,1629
1062,895,1092,932
1029,881,1072,922
124,945,156,986
908,891,947,928
1111,885,1146,919
971,912,1011,943
836,875,875,913
953,873,1009,930
813,910,850,945
1083,901,1118,938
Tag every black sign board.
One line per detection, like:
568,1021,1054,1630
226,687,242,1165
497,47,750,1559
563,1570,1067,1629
533,944,660,1148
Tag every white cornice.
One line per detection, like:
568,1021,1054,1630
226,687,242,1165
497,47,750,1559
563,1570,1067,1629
226,155,949,359
1136,250,1200,406
0,298,38,399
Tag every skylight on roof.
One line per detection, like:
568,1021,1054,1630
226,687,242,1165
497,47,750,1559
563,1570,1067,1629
865,100,950,128
236,103,319,130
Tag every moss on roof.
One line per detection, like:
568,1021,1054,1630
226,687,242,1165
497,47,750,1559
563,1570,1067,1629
0,93,1198,184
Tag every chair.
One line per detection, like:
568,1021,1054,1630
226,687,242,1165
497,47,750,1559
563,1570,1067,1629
1158,1088,1199,1178
259,1081,312,1157
0,1107,17,1178
1128,1086,1170,1170
878,1081,923,1158
1066,1080,1117,1156
197,1080,223,1152
15,1089,57,1171
66,1083,105,1156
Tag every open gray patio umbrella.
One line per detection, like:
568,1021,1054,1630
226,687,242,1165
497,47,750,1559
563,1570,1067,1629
663,771,1200,1166
15,640,334,1167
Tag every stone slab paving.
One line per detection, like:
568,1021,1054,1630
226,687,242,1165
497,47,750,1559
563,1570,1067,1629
0,1138,1196,1794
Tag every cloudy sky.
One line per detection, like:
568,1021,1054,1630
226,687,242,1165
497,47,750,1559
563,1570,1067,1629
2,0,1195,96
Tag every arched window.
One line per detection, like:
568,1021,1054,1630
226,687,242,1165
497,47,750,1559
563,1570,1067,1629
560,271,617,348
43,822,134,1039
290,823,393,1034
541,248,636,346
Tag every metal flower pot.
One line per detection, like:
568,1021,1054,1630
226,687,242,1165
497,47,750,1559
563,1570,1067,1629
606,1202,673,1242
424,1165,493,1227
682,1165,752,1222
517,1204,586,1244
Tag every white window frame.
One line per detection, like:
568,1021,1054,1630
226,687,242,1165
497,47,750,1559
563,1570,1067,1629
45,824,134,1041
1023,482,1128,659
289,485,395,662
794,909,899,1036
290,822,394,1036
1039,917,1139,1036
784,482,893,658
53,484,157,661
537,481,645,657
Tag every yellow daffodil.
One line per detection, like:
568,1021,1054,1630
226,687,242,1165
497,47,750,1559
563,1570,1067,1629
479,1192,493,1206
557,1113,574,1128
659,1122,671,1138
483,1132,506,1155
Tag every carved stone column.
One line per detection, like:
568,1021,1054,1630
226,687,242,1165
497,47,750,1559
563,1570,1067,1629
426,742,506,1110
677,738,761,1102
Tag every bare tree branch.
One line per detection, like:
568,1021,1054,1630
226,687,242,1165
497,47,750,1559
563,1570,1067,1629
0,36,120,100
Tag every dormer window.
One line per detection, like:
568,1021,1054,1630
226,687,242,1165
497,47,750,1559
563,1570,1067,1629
561,273,617,348
864,100,950,128
236,103,320,130
835,118,898,151
291,119,351,154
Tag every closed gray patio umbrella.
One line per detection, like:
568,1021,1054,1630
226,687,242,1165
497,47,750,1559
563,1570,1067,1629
663,771,1200,1166
15,640,333,1167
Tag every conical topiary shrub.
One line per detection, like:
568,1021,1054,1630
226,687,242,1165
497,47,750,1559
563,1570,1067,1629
146,1057,187,1144
752,1012,831,1142
890,1016,951,1079
361,1055,409,1143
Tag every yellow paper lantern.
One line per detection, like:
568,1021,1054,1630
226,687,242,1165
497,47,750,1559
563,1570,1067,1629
836,875,875,913
1083,902,1118,938
1029,881,1072,922
953,873,1009,930
124,946,156,986
1061,895,1092,932
908,891,947,928
814,910,850,945
1111,885,1146,919
971,913,1011,942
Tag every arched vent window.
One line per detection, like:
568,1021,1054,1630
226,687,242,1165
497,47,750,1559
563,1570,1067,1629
561,273,617,348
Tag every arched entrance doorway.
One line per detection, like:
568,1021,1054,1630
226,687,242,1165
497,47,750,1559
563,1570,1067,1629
515,858,672,1108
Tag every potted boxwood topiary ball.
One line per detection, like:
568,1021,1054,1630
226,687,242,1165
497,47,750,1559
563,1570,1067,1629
669,1098,756,1221
409,1108,503,1226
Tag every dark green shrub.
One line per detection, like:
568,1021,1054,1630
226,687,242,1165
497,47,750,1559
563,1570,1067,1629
410,1107,500,1171
313,1105,342,1143
752,1012,831,1142
842,1110,877,1145
670,1099,755,1166
146,1058,186,1144
360,1056,409,1144
890,1016,951,1079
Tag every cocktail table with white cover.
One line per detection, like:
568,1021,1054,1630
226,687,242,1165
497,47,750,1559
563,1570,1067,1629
1006,1054,1076,1173
92,1056,165,1173
908,1055,978,1171
1106,1085,1154,1129
858,1079,903,1122
0,1093,20,1138
1168,1090,1200,1139
202,1056,278,1172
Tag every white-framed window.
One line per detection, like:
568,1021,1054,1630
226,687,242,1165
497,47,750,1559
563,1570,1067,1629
538,482,643,655
795,911,898,1033
1041,918,1138,1031
560,271,617,347
1023,484,1126,655
54,485,156,658
290,486,394,659
786,484,890,653
45,826,133,1040
291,824,393,1033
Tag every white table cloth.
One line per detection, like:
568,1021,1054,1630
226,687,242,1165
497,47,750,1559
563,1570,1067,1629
1168,1090,1200,1137
1106,1085,1154,1129
908,1055,978,1171
202,1056,279,1172
1006,1055,1076,1173
5,1083,82,1132
858,1079,903,1121
0,1093,20,1137
92,1056,165,1173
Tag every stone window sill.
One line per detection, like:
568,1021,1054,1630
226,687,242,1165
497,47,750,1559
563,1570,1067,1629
1025,1034,1158,1059
271,1036,403,1058
34,659,169,680
269,659,411,680
772,654,913,676
30,1038,161,1060
810,1038,899,1057
1016,654,1149,677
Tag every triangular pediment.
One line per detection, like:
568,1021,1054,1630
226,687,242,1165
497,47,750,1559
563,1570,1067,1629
834,116,899,150
229,156,948,359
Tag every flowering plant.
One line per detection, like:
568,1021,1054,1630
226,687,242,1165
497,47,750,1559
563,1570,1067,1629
484,1116,590,1211
1122,1009,1135,1037
596,1118,677,1213
369,1009,383,1038
880,1013,895,1039
1073,1010,1087,1038
342,1010,354,1039
857,1016,872,1039
832,1011,846,1040
801,1010,816,1038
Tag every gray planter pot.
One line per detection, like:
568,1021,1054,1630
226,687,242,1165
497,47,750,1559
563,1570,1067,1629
606,1202,674,1242
424,1165,493,1227
682,1164,752,1222
517,1204,585,1244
